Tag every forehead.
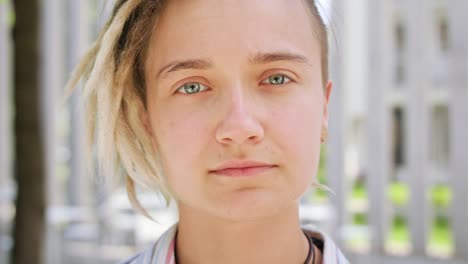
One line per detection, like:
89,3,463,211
146,0,320,67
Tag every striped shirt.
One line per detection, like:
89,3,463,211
119,224,349,264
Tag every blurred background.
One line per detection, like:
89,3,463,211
1,0,467,263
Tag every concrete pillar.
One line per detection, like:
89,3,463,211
41,1,66,263
40,0,65,206
405,0,431,256
367,0,392,255
447,0,468,259
67,0,92,208
327,0,346,245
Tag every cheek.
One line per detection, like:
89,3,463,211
155,120,206,159
150,107,211,187
270,94,323,183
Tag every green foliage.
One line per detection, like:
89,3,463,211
387,214,410,245
347,181,455,251
316,144,327,183
352,213,367,226
312,187,329,202
386,214,454,252
429,215,453,251
387,181,409,206
310,145,329,202
351,181,367,200
349,181,454,209
347,184,455,251
430,185,452,208
9,11,15,26
1,0,15,26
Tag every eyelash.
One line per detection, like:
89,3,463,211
175,73,294,95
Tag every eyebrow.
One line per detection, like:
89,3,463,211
156,51,309,80
248,51,309,65
157,59,213,80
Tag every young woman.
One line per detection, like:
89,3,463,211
66,0,349,263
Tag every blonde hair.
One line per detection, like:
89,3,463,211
65,0,329,219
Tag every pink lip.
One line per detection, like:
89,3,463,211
210,160,277,177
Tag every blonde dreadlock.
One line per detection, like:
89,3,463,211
65,0,170,219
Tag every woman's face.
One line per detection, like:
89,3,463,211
143,0,331,221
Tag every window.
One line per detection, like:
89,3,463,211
430,105,450,168
392,107,406,167
394,21,406,84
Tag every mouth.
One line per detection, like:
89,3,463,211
209,160,278,177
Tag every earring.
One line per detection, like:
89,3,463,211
320,128,328,144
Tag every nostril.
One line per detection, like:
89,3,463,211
215,109,265,145
221,137,233,144
216,129,263,145
247,135,260,142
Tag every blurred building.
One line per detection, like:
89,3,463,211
332,0,468,262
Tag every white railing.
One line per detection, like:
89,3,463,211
329,0,468,263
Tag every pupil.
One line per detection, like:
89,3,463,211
185,83,200,93
271,75,284,84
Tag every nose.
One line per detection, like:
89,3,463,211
215,92,264,146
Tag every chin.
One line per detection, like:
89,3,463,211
209,191,299,222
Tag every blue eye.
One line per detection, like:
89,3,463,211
261,74,292,85
176,82,209,94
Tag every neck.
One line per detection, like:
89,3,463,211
175,203,310,264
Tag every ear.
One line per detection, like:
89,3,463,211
322,80,333,130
